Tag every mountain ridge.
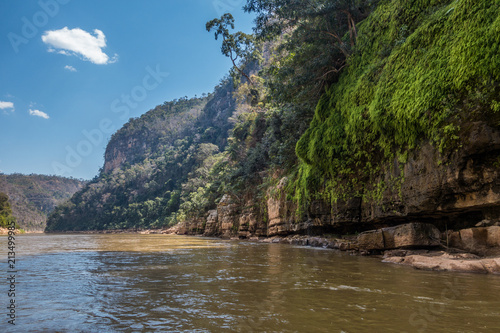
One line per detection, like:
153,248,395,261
0,173,85,231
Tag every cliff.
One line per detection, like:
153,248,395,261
103,99,207,173
172,0,500,258
0,174,85,231
46,81,237,232
175,123,500,239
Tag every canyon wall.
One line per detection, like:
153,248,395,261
175,121,500,254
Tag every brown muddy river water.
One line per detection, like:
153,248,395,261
1,234,500,332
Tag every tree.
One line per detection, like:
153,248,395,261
206,13,257,85
0,192,16,228
244,0,379,103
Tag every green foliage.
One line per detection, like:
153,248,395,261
176,150,229,221
0,192,18,229
0,174,85,231
207,13,259,85
107,96,211,166
246,0,380,103
294,0,500,209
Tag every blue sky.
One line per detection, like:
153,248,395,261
0,0,254,180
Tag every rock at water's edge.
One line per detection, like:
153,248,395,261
448,226,500,256
357,223,441,251
383,252,500,274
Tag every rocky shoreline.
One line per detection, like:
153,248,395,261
382,250,500,274
43,222,500,275
168,221,500,275
40,118,500,274
0,227,28,235
252,235,500,275
154,120,500,274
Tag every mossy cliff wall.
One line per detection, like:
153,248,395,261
176,125,500,238
175,0,500,242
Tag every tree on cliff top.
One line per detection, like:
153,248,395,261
244,0,379,103
206,13,258,86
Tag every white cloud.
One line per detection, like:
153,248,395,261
0,101,14,114
64,65,77,72
41,27,117,65
0,101,14,110
29,109,50,119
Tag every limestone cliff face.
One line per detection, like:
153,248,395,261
365,121,500,228
178,195,267,238
448,226,500,256
104,138,145,173
102,102,206,174
102,89,236,175
176,121,500,245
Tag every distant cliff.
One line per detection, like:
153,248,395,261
0,174,85,231
46,81,237,231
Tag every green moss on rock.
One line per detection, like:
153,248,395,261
294,0,500,209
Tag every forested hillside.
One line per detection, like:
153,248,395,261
0,174,85,231
47,0,500,235
46,81,237,231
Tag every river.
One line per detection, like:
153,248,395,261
1,234,499,332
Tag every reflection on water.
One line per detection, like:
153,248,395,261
14,234,227,255
1,234,500,332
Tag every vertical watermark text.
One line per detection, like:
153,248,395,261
6,221,17,325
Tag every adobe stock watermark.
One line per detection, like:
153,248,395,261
235,245,328,332
405,277,462,333
7,0,71,53
213,0,245,16
51,65,169,176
